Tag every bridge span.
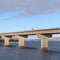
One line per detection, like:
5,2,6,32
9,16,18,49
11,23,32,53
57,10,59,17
0,27,60,50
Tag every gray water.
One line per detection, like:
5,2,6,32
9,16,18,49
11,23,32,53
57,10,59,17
0,41,60,60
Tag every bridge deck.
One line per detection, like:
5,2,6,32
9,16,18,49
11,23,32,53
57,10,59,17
0,28,60,36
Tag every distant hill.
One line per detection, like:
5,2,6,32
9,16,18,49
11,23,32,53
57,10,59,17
49,37,60,41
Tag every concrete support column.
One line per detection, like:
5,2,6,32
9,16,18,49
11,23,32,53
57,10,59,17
38,34,48,50
16,36,25,48
2,36,9,46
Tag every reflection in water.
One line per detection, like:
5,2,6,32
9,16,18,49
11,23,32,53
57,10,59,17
41,50,60,60
41,50,50,60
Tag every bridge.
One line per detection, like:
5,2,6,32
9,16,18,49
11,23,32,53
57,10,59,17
0,27,60,50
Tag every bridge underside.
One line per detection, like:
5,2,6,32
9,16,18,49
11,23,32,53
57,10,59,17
42,34,52,38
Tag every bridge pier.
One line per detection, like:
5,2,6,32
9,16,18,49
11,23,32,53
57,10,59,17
38,34,48,50
1,36,9,46
15,36,25,48
19,36,25,48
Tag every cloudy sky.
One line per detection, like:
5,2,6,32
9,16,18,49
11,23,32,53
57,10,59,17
0,0,60,15
0,0,60,33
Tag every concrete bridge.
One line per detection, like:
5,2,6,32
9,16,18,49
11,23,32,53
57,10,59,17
0,27,60,50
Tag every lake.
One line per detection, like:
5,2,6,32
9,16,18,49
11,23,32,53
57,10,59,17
0,40,60,60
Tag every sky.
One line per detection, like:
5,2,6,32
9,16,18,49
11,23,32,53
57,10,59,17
0,0,60,33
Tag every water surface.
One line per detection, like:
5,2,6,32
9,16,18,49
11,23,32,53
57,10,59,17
0,41,60,60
